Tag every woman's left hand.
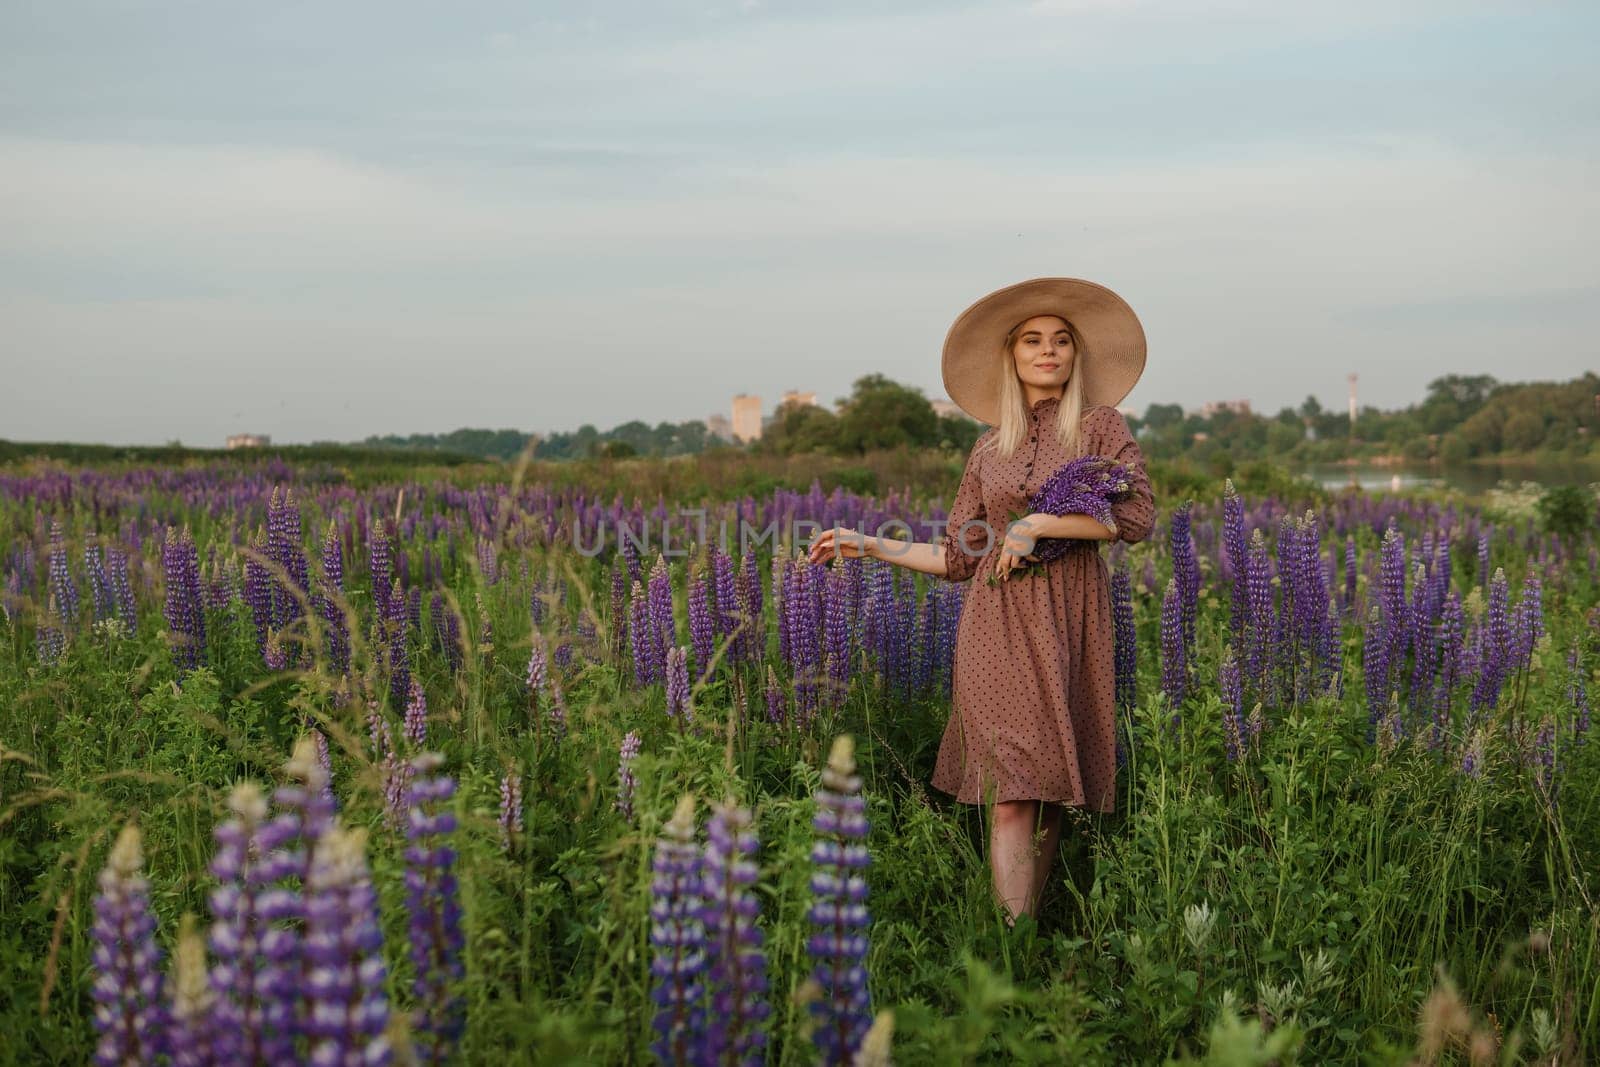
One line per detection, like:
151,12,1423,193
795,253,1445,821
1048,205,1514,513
992,518,1042,581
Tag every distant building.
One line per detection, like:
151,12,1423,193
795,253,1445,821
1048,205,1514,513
225,433,271,449
1198,399,1251,418
705,413,734,442
931,397,976,421
731,394,763,442
780,389,820,410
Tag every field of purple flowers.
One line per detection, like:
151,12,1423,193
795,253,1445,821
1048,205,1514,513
0,456,1596,1064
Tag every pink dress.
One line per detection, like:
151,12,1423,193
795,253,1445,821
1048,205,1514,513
930,398,1156,810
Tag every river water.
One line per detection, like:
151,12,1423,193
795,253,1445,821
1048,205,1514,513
1300,462,1599,494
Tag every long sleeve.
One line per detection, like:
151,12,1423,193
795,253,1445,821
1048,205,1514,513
939,432,993,582
1090,408,1155,545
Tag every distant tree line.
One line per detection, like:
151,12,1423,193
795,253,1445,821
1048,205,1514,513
360,420,717,462
353,371,1598,466
1133,372,1599,469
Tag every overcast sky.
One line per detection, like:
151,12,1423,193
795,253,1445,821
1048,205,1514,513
2,1,1596,446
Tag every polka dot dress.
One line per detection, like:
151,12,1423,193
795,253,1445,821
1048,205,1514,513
929,398,1156,812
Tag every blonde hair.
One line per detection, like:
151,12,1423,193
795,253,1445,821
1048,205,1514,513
977,315,1087,460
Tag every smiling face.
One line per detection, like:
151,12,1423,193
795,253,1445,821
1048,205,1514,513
1009,314,1076,393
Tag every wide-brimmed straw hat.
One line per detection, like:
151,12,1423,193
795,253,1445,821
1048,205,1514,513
941,277,1146,426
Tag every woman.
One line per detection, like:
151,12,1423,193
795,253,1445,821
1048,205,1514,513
807,277,1155,924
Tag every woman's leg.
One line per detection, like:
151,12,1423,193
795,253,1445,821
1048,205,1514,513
1029,802,1065,911
990,799,1041,921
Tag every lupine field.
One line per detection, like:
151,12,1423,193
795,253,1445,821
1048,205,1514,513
1,456,1597,1065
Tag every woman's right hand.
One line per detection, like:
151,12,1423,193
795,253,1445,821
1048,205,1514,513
807,526,874,565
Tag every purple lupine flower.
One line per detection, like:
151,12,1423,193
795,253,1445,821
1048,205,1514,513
384,578,411,708
243,529,273,660
630,578,653,687
650,794,710,1067
405,584,421,636
648,554,676,683
303,825,392,1066
1111,565,1136,715
209,783,294,1064
609,563,629,662
711,548,738,650
109,547,137,633
666,645,693,724
616,732,643,821
369,521,393,622
263,631,289,672
403,676,428,748
91,824,167,1067
255,738,338,1047
1511,573,1544,672
266,487,312,659
1220,646,1244,762
1432,592,1464,751
1159,578,1187,715
499,771,524,850
526,640,548,696
1322,598,1344,702
1111,565,1137,771
1470,567,1512,715
163,526,208,673
1405,561,1435,714
1169,503,1199,657
272,735,337,861
320,521,350,674
765,664,788,726
738,550,763,667
700,800,770,1067
404,753,465,1063
48,518,80,629
86,542,113,623
529,573,548,627
1363,605,1390,738
1378,527,1409,667
167,914,217,1067
1244,529,1273,698
688,566,715,684
620,522,644,587
795,560,827,720
1476,530,1490,587
1011,455,1135,571
476,536,499,586
808,736,872,1066
430,591,463,674
1222,480,1248,642
36,592,66,666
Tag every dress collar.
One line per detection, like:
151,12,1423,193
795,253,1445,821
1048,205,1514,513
1028,394,1062,416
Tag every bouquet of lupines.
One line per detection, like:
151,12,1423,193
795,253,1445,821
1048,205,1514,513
986,455,1134,585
